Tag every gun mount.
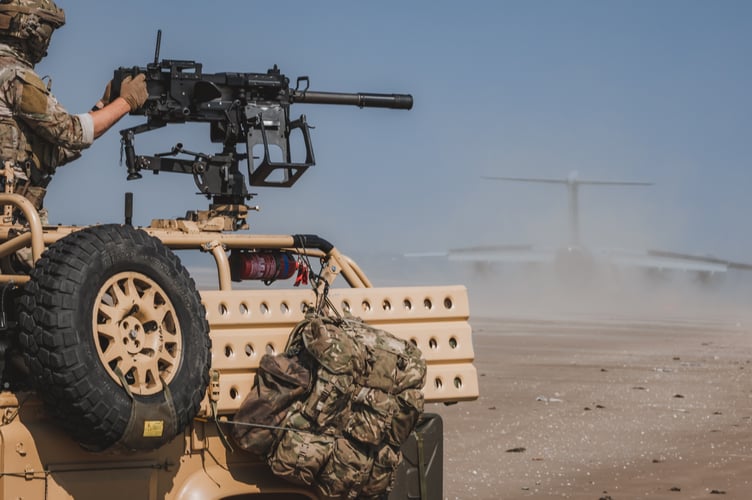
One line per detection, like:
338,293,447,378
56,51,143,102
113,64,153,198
114,31,412,230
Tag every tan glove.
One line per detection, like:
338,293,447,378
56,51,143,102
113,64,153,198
119,74,148,111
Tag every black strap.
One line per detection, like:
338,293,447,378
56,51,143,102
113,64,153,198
415,430,428,500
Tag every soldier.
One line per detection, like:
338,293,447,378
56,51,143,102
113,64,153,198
0,0,147,215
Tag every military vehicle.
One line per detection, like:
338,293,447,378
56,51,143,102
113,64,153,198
0,34,478,499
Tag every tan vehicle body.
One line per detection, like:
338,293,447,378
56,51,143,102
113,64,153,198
0,193,477,499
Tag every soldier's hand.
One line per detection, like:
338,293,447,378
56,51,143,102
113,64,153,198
119,74,148,111
100,80,112,105
92,80,112,111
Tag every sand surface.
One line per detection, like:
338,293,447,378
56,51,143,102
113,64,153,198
431,313,752,500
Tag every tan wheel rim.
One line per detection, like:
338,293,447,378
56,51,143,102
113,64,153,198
93,272,182,396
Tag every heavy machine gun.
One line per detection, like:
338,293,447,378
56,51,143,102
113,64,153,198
113,31,412,230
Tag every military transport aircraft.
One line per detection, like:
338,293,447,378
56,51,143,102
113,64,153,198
415,171,752,282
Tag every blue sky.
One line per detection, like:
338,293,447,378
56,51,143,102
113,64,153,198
36,1,752,264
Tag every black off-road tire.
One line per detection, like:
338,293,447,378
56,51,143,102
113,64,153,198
18,224,211,451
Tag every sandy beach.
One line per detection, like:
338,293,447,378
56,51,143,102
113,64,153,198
431,309,752,500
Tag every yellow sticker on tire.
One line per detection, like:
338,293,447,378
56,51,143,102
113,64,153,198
143,420,165,438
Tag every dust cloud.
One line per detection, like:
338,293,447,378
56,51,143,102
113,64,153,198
373,173,752,324
180,247,752,325
358,254,752,324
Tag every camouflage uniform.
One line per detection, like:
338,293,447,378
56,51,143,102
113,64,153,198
0,40,93,209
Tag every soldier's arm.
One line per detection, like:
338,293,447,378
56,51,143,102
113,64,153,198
89,75,147,138
89,97,131,138
13,69,139,168
12,69,94,152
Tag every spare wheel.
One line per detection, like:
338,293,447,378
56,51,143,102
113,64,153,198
18,224,211,451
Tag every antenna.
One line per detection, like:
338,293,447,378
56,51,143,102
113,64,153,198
153,29,162,65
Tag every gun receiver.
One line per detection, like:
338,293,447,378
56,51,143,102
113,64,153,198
113,32,412,230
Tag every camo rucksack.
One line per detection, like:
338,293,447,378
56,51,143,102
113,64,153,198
233,314,426,499
230,353,311,454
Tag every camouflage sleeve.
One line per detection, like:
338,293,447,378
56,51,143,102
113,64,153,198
11,68,94,153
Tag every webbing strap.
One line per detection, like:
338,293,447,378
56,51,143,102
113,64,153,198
114,367,134,400
209,370,234,452
415,430,428,500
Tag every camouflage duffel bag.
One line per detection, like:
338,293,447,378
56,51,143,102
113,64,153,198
233,314,428,498
337,318,426,448
269,404,335,486
341,317,426,393
345,386,424,447
270,407,402,500
316,437,402,500
292,316,427,444
231,353,311,456
278,315,426,497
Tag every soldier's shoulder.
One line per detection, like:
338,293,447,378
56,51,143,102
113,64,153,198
0,60,42,88
11,67,46,90
0,58,19,85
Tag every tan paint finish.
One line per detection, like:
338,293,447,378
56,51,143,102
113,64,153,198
93,271,183,396
0,200,478,498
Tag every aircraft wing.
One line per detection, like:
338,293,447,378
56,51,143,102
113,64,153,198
408,244,752,275
596,248,752,273
407,244,556,264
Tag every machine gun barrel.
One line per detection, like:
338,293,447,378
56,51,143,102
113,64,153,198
291,90,413,110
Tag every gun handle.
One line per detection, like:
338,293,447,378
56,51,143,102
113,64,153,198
111,66,142,102
121,130,143,180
